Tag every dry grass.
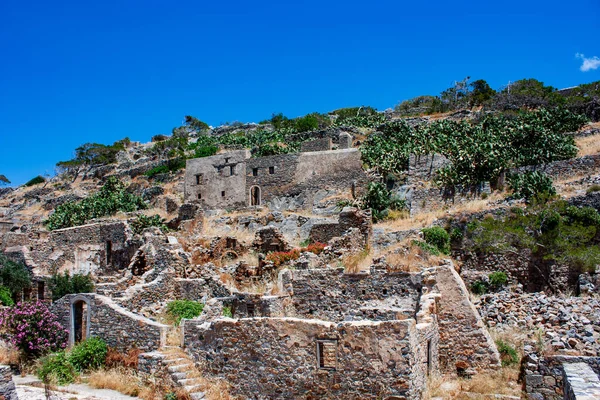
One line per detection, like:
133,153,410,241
166,326,182,346
424,368,521,399
343,245,373,273
88,368,143,397
384,242,444,272
379,192,506,232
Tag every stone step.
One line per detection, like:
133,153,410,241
184,384,203,393
171,372,188,380
177,378,202,386
168,364,193,373
163,357,185,365
190,392,206,400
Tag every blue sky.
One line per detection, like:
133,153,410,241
1,0,599,185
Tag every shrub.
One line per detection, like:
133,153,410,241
194,144,218,158
449,228,463,243
421,227,451,255
25,175,46,187
145,165,169,178
0,286,14,306
49,271,94,301
0,300,68,358
69,337,108,371
166,300,204,326
411,240,441,256
361,181,406,222
151,134,168,142
495,339,519,367
470,281,487,295
45,177,147,230
266,249,300,267
488,271,508,289
130,214,167,234
508,171,556,202
587,184,600,194
0,255,31,299
105,347,141,369
37,351,77,385
222,306,233,318
303,242,327,255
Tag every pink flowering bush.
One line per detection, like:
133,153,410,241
0,300,68,358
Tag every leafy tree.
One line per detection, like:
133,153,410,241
469,79,496,106
0,255,31,299
492,78,564,110
184,115,210,131
422,227,451,255
56,138,130,175
130,214,167,234
508,171,556,203
166,300,204,326
0,175,10,186
49,271,94,301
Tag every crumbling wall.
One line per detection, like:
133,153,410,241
183,317,427,400
51,293,167,351
300,137,332,152
407,154,451,183
513,153,600,182
280,267,421,322
433,265,501,374
309,207,372,244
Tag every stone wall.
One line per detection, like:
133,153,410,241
513,154,600,182
2,221,138,277
183,317,428,400
300,137,332,152
407,154,451,183
433,266,501,374
280,267,421,322
0,365,18,400
51,293,167,351
309,207,372,244
522,352,600,400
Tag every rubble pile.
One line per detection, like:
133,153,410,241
476,288,600,356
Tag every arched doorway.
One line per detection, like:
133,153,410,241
70,296,91,345
250,186,261,206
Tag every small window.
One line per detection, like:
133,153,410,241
221,191,225,197
197,193,202,200
230,165,235,176
252,168,258,177
38,281,45,300
247,303,255,317
382,289,387,295
269,166,275,174
225,157,230,163
106,241,112,265
195,174,203,185
362,289,366,295
317,340,337,370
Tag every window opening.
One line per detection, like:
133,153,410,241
317,340,337,370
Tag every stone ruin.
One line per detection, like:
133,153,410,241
181,264,500,399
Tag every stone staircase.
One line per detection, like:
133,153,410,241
160,346,206,400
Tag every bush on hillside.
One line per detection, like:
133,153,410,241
25,175,45,187
0,286,14,306
421,227,451,255
45,177,147,230
37,351,77,385
130,214,167,234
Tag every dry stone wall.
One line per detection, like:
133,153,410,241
300,137,332,152
280,267,421,322
0,365,18,400
183,317,427,400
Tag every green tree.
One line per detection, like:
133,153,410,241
0,255,31,299
49,272,94,301
184,115,210,131
469,79,496,106
0,175,10,186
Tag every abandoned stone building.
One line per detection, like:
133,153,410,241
184,134,368,210
181,265,500,399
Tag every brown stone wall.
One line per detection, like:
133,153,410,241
300,137,332,152
183,317,427,400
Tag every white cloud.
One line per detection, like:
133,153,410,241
576,53,600,72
